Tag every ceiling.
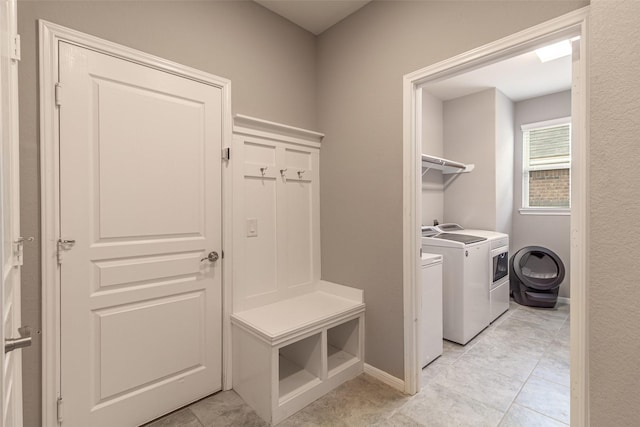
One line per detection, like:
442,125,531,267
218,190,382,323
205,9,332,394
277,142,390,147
422,49,572,102
255,0,371,35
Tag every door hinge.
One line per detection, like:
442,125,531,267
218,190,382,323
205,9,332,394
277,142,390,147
57,397,64,423
13,237,34,267
221,147,230,161
10,34,20,61
57,239,76,264
55,83,62,106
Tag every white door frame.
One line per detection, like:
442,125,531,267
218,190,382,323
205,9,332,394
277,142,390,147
402,7,590,426
1,0,23,424
39,21,234,426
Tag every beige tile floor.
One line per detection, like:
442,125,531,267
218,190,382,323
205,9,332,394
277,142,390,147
145,300,570,427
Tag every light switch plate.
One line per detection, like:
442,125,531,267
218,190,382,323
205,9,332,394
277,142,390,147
247,218,258,237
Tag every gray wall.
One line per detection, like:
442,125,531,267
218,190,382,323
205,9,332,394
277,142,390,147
316,0,586,380
512,91,571,297
20,0,640,424
17,2,317,426
589,0,640,424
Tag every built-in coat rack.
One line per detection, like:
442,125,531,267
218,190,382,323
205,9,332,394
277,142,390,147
422,154,474,175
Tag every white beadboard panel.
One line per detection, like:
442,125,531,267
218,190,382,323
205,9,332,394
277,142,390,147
284,147,312,173
285,180,313,289
243,176,279,299
233,124,321,312
244,141,278,167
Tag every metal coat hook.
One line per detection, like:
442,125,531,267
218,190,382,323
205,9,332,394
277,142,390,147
280,168,288,177
297,170,305,179
260,166,268,176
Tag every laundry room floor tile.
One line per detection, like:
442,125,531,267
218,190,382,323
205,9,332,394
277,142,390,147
399,382,505,427
489,316,558,343
515,375,570,424
460,338,542,382
142,407,203,427
532,343,571,387
280,374,409,427
509,306,568,330
430,357,524,412
188,390,267,427
499,403,568,426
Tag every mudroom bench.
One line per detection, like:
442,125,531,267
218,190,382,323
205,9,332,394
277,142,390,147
231,116,365,424
231,282,365,425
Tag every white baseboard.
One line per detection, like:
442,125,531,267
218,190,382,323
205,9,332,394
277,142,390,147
557,296,570,305
363,363,405,392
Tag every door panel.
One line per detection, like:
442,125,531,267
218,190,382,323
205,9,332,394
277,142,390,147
96,292,205,399
95,78,205,239
59,41,222,426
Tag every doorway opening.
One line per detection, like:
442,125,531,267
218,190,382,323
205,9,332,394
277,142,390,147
402,7,589,425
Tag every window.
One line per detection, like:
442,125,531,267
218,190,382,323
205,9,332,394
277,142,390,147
522,118,571,210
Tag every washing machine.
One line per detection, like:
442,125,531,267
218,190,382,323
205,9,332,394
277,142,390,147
421,226,489,345
436,224,510,322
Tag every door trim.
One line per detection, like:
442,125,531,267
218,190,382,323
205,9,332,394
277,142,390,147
39,20,233,426
402,7,590,425
2,0,24,424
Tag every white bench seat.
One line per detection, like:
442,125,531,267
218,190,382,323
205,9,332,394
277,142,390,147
231,290,365,345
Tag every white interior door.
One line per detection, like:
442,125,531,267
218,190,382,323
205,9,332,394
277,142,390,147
1,0,24,425
58,41,223,426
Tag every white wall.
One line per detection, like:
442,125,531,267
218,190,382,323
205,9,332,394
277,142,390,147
512,91,571,297
443,88,513,232
443,89,496,229
421,90,444,226
423,86,513,233
496,90,515,237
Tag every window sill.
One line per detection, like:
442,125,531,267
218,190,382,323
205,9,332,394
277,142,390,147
519,208,570,216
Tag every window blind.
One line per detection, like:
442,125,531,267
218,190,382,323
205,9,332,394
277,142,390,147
525,124,570,166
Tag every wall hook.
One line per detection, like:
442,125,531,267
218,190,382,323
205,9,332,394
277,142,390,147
260,166,268,176
280,168,288,177
297,170,305,179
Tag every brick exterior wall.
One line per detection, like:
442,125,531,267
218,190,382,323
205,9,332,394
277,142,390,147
528,168,570,207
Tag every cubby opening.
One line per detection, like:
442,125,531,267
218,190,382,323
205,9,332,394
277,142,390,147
327,318,360,377
278,333,322,402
